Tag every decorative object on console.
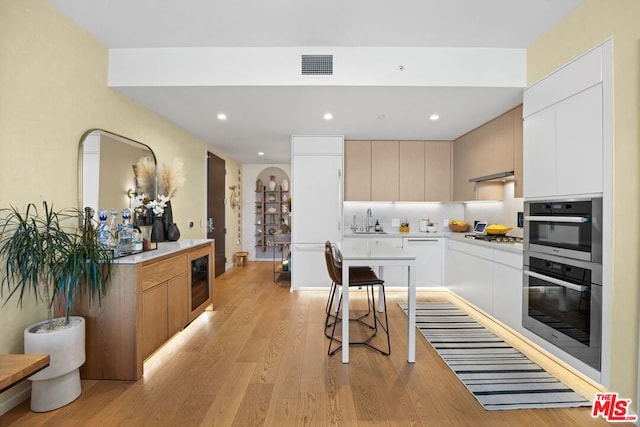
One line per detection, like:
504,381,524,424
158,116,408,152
152,216,166,242
157,158,185,199
166,223,181,241
132,157,156,197
268,175,277,191
162,200,174,237
281,178,289,191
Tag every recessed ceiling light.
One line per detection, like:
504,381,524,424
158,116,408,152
429,114,440,121
258,152,264,156
217,113,227,120
323,113,333,121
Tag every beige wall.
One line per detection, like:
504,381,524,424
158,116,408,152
528,0,640,404
0,0,240,373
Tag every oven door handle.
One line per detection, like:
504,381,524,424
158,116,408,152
524,215,590,223
524,270,589,292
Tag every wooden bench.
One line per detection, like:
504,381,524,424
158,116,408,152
0,354,50,393
235,251,249,267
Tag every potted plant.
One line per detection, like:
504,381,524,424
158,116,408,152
0,202,112,412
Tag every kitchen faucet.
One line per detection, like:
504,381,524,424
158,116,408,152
366,208,372,231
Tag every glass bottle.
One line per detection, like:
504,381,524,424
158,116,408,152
108,209,119,249
97,208,110,248
82,207,95,244
118,208,133,254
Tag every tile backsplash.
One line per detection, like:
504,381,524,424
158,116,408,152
344,182,524,236
464,182,524,237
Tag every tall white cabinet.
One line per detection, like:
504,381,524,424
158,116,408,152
291,135,343,290
523,44,606,199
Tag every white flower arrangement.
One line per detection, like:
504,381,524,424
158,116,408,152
132,194,169,217
132,194,151,217
147,195,169,216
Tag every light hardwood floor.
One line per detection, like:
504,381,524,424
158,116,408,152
1,261,619,426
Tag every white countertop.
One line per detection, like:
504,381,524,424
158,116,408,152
447,232,523,254
344,231,446,239
113,239,213,264
344,230,523,254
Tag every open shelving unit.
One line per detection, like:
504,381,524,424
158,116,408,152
255,181,290,252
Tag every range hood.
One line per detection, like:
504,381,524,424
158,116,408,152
469,170,515,183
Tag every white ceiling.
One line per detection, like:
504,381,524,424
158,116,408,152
49,0,583,164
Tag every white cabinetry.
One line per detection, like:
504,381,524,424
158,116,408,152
403,238,443,288
491,251,524,333
290,244,331,288
291,135,343,290
524,85,602,198
446,239,523,332
523,44,606,199
555,85,603,196
523,108,556,198
454,243,493,315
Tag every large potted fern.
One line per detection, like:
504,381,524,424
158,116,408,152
0,202,112,412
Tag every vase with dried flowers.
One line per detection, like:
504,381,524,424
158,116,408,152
157,158,185,240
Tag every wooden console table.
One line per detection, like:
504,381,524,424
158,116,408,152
71,240,214,381
0,354,50,393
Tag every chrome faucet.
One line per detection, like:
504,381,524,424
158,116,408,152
366,208,372,231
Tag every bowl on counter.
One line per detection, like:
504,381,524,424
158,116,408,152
448,223,469,232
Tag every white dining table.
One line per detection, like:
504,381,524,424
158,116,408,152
337,239,417,363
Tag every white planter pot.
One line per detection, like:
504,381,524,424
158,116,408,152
24,316,85,412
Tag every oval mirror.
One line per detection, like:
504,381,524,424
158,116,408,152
78,129,157,213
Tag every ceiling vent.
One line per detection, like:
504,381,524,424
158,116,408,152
301,55,333,75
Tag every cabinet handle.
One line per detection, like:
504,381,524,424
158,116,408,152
524,215,589,223
524,270,588,292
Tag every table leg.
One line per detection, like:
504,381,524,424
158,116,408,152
407,262,416,363
342,263,350,363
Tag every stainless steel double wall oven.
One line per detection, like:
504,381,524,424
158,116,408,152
523,197,603,370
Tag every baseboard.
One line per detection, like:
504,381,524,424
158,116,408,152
0,382,30,416
444,290,605,400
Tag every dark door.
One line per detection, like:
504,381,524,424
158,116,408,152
207,152,226,277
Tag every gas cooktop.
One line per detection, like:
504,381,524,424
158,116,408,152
464,234,523,244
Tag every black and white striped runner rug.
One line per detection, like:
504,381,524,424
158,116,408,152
399,301,592,411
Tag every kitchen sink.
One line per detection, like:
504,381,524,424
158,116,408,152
352,231,387,235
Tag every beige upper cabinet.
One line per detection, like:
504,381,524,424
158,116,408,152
513,105,524,198
478,109,515,178
399,141,425,201
452,132,477,201
425,141,452,201
371,141,399,201
344,140,371,201
452,106,522,201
